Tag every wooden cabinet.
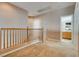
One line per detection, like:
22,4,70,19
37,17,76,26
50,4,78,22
62,32,72,40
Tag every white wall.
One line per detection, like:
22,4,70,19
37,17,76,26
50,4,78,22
0,3,28,28
39,5,75,32
0,3,28,49
74,2,79,56
61,15,73,32
38,5,75,41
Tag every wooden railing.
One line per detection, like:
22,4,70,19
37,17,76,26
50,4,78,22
0,28,43,49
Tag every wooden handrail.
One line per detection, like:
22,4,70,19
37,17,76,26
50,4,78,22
0,27,43,50
0,28,43,30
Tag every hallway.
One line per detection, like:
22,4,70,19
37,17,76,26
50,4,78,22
0,2,78,57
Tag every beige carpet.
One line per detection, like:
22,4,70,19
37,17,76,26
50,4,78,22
4,41,77,57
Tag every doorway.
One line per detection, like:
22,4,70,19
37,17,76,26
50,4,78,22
60,15,73,43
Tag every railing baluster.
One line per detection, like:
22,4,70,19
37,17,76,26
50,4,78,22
14,30,16,46
1,30,4,49
11,30,14,47
25,30,27,42
23,30,26,43
4,30,5,49
15,30,16,45
8,30,10,48
10,30,12,47
20,30,22,44
17,30,19,44
18,30,19,44
10,30,11,47
42,29,43,42
18,30,20,44
16,30,18,45
27,28,28,41
7,30,8,48
21,30,22,44
22,30,23,43
22,30,24,43
19,30,20,44
0,28,43,50
5,30,7,48
12,30,14,47
0,30,1,49
19,30,21,44
18,30,19,45
5,30,8,48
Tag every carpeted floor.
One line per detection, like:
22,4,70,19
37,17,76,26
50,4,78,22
4,41,77,57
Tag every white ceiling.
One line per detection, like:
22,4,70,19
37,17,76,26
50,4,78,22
10,2,75,16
